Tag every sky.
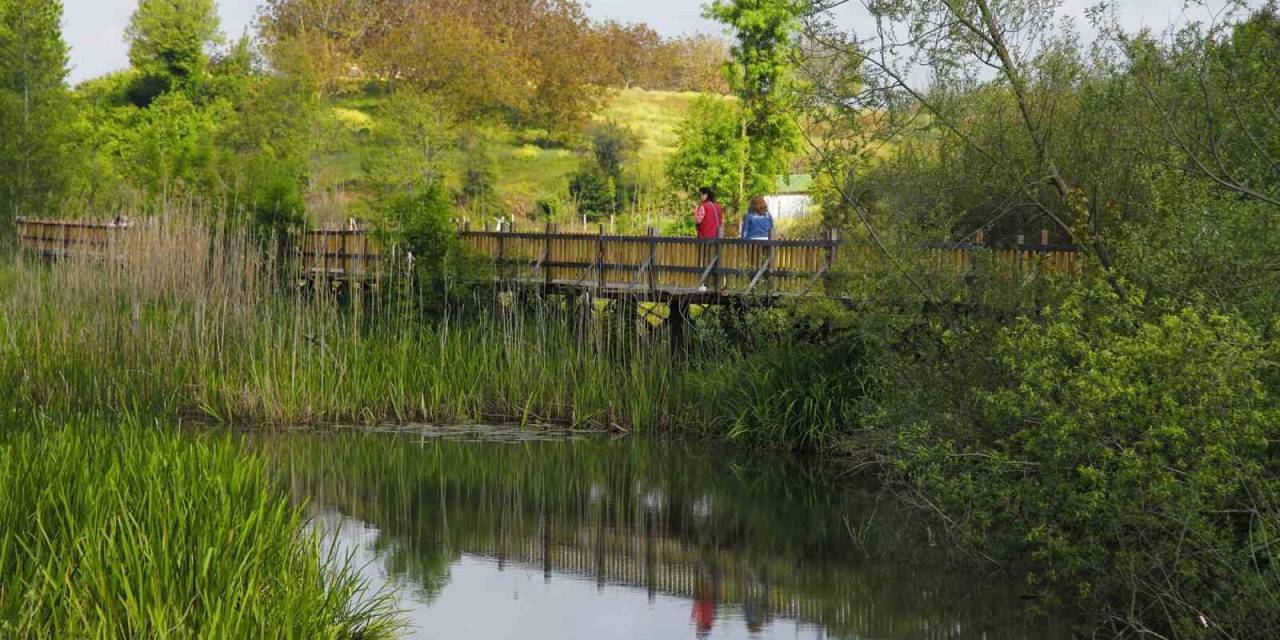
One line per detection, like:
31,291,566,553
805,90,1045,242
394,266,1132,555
61,0,1235,85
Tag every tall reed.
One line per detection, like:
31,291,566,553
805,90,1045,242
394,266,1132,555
0,416,398,638
1,209,885,447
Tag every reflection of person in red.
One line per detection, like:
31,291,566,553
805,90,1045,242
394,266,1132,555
691,577,716,638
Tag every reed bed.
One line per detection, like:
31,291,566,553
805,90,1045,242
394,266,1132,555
0,416,398,639
0,210,883,442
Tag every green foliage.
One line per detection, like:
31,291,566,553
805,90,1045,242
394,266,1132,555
586,121,638,181
665,96,746,209
897,282,1280,635
363,90,453,190
379,182,484,300
126,0,221,93
126,91,223,199
567,164,618,220
218,72,315,234
0,0,74,227
457,131,499,217
713,334,890,449
707,0,802,202
0,418,398,638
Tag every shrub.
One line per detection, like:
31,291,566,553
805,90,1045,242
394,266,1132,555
567,165,618,221
379,183,489,307
586,121,638,181
457,131,500,217
898,282,1280,637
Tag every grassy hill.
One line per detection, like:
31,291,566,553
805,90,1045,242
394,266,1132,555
310,89,712,224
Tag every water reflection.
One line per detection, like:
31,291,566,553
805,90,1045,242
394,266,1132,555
258,428,1062,639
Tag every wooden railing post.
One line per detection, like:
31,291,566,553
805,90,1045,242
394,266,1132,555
646,226,657,295
544,222,553,290
322,230,331,279
339,230,349,278
496,220,506,282
597,224,606,291
713,224,723,294
1017,233,1025,273
764,242,775,296
824,229,838,290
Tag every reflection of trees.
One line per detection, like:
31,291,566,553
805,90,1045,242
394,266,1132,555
263,433,1053,639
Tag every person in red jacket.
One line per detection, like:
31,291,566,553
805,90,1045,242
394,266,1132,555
693,187,723,239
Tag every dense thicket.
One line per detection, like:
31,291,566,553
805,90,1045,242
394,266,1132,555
796,1,1280,636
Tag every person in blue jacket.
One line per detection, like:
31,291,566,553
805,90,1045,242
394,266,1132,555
741,196,775,240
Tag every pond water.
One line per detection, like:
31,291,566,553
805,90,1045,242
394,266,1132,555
257,426,1066,640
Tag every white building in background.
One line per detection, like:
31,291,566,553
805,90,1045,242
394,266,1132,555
764,193,813,220
765,174,815,221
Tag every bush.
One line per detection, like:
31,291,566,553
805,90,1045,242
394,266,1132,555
382,183,457,276
457,131,500,217
380,183,488,307
897,282,1280,637
586,121,638,181
247,157,306,235
567,166,618,221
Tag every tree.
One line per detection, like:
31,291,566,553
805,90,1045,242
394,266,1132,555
1118,4,1280,208
595,21,663,89
665,97,748,211
0,0,74,231
567,165,617,221
587,121,638,183
261,0,610,137
125,0,221,99
363,89,454,191
457,130,499,218
707,0,803,205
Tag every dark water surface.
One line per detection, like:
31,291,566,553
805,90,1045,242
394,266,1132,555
257,426,1065,640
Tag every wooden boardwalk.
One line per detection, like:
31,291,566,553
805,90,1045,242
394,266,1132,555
296,225,840,302
16,218,1081,304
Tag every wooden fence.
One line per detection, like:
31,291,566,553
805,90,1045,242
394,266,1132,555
298,228,386,281
14,218,130,260
17,219,1081,299
456,225,839,299
927,242,1081,276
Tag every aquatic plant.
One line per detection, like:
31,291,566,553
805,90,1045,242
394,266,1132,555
0,417,399,638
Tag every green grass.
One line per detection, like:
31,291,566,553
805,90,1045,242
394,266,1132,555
597,89,715,179
310,88,709,221
0,417,398,639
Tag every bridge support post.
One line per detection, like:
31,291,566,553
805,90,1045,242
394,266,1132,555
668,298,691,354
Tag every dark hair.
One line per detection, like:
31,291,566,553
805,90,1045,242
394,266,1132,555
698,187,716,202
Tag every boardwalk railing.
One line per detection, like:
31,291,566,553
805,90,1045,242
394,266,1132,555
18,219,1082,298
456,225,840,298
298,228,386,281
14,217,131,260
